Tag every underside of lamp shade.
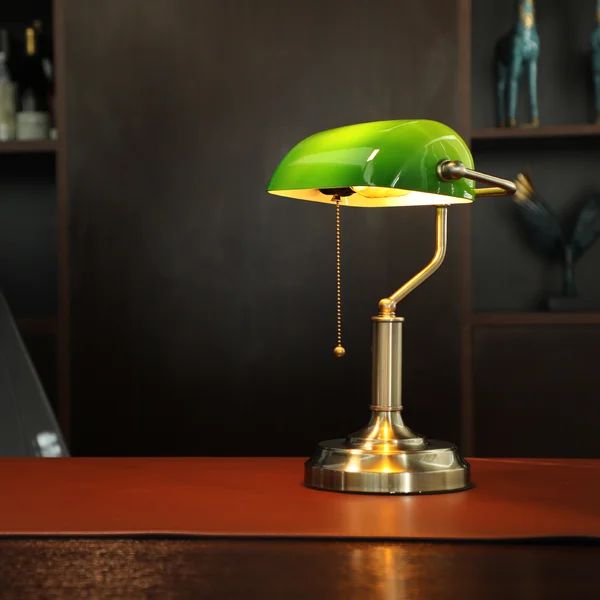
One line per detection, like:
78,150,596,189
267,120,475,207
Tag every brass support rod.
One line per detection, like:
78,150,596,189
378,206,447,316
437,159,517,197
473,186,510,198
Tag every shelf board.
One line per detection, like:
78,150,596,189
471,312,600,326
16,317,58,335
472,124,600,142
0,140,57,154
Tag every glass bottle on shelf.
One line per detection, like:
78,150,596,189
32,19,56,139
16,26,49,140
0,29,16,141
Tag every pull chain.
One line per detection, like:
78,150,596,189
333,196,346,358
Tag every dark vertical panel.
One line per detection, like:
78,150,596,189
65,0,466,455
54,0,72,439
457,0,474,455
473,325,600,457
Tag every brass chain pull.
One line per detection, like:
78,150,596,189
333,195,346,358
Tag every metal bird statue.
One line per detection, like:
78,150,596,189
513,173,600,309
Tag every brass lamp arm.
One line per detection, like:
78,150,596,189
378,206,447,317
378,160,515,317
437,160,517,197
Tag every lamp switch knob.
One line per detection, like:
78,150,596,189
333,345,346,358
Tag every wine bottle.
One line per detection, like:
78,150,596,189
16,26,49,140
33,19,56,138
0,29,16,141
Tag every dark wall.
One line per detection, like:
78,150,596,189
65,0,469,455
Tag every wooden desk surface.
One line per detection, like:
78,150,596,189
0,538,598,599
1,458,598,598
1,457,599,539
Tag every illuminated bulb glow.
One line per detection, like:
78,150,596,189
269,187,471,207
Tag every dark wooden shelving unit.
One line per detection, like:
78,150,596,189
0,140,57,154
0,0,69,439
462,0,600,458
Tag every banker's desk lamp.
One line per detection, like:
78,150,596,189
268,120,515,495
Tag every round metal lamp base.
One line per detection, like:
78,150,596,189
305,438,471,495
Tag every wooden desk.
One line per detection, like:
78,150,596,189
1,458,599,539
0,538,598,599
0,457,598,597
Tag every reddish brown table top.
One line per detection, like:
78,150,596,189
0,457,598,539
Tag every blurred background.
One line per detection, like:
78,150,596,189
0,0,598,457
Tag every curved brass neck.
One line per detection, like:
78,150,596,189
378,206,447,317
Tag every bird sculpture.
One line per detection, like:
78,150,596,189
495,0,540,127
513,173,600,309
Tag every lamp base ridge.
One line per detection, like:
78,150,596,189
305,436,470,495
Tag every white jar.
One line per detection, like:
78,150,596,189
16,110,49,140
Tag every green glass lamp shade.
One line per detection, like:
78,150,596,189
267,120,475,207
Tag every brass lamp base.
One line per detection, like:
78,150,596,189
303,206,475,495
305,438,470,495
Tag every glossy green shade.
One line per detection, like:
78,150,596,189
268,120,475,207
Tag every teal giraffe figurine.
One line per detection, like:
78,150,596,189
495,0,540,127
592,0,600,123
